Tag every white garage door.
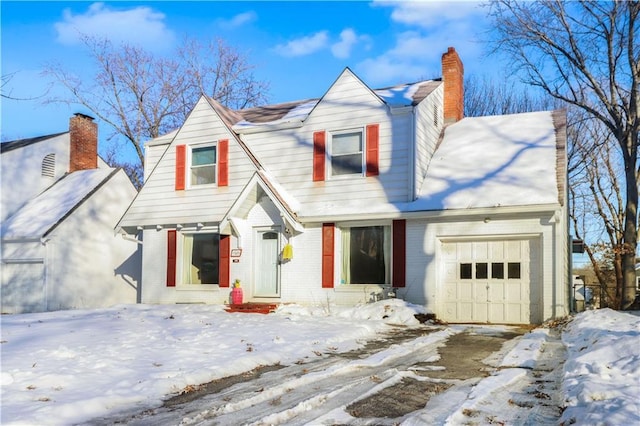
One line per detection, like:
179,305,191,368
1,262,46,314
440,238,541,324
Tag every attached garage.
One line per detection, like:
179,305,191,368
440,237,541,324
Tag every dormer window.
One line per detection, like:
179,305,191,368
41,153,55,178
312,124,378,182
190,145,217,186
330,130,363,177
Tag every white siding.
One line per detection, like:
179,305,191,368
414,86,443,198
141,227,235,304
1,134,70,222
44,170,139,311
119,98,257,227
242,69,413,216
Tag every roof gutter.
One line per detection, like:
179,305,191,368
298,203,563,224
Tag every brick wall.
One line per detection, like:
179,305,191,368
69,113,97,172
442,47,464,123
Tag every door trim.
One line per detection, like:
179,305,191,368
253,226,281,298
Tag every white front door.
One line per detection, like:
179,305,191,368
254,229,280,297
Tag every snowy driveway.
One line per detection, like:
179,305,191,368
3,303,637,426
90,324,564,425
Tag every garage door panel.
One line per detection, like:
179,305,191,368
490,282,505,301
490,241,504,259
459,282,473,299
476,281,489,300
474,242,489,260
490,304,505,323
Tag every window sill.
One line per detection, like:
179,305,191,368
176,284,221,291
334,283,389,293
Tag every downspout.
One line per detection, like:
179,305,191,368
410,107,416,201
41,237,50,312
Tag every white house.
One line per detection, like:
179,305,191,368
117,47,569,324
1,114,141,313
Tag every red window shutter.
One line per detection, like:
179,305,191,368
392,219,406,288
218,139,229,187
313,131,326,181
219,235,230,287
175,145,186,190
366,124,379,177
166,230,177,287
322,223,334,288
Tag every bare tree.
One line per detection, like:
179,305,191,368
488,0,639,309
568,109,628,308
2,72,48,101
464,75,560,117
43,36,270,188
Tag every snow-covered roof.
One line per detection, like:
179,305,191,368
412,110,563,210
1,168,118,239
374,80,441,107
224,78,440,133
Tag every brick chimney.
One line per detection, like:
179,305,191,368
442,47,464,123
69,113,98,172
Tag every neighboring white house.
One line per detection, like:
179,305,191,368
1,114,141,313
117,47,569,324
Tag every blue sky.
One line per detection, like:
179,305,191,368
1,1,498,142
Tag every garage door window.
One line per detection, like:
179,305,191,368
508,262,521,279
460,262,521,280
492,263,504,279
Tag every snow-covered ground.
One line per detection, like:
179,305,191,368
1,300,638,425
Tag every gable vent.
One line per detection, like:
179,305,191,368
42,153,56,178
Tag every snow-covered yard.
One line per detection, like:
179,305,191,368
1,300,638,425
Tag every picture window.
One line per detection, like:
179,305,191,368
341,225,390,284
182,233,219,285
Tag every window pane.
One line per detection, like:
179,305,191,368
192,146,216,166
332,132,362,154
476,262,488,279
347,226,387,284
491,263,504,279
460,263,472,279
508,262,521,279
332,153,362,175
185,233,219,284
191,165,216,185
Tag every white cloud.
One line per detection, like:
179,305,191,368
359,1,490,86
376,0,484,27
273,31,329,57
54,2,175,50
331,28,359,59
216,11,257,30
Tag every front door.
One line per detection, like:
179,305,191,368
254,229,280,297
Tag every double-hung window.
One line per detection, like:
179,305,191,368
190,145,217,186
182,233,219,285
330,130,363,177
341,225,391,284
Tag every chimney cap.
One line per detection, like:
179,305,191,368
73,112,95,121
